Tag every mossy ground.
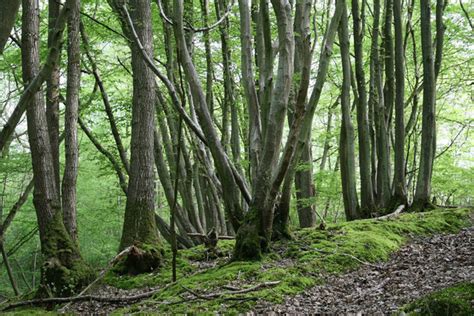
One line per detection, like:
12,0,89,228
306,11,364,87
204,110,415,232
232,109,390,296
110,207,472,314
403,282,474,315
1,208,469,314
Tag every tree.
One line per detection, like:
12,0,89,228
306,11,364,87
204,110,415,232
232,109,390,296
21,0,93,296
110,0,164,273
390,0,408,208
413,0,437,209
62,0,81,241
338,0,360,220
352,0,376,215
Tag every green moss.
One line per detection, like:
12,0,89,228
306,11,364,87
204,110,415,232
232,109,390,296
38,211,95,297
403,282,474,315
111,208,471,314
1,308,59,315
233,210,266,261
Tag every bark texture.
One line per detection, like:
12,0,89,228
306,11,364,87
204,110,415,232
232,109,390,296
62,0,81,242
413,0,437,210
22,0,93,296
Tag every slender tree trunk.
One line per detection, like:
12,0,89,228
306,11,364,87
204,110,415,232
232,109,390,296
234,0,295,259
413,0,437,210
390,0,407,208
273,0,342,240
0,242,20,296
338,0,360,220
22,0,92,296
352,0,375,216
200,0,214,115
382,0,395,197
239,0,262,186
293,0,316,229
46,0,61,196
62,0,81,242
370,0,391,208
172,0,245,231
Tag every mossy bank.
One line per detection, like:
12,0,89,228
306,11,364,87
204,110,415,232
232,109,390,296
110,207,472,314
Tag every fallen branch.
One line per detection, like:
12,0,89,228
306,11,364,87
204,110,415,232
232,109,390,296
376,205,405,220
181,281,281,300
1,288,160,311
187,233,235,240
58,246,134,312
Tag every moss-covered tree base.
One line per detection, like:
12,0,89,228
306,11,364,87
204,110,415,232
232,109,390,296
233,212,267,261
112,244,163,275
410,199,437,212
37,212,95,298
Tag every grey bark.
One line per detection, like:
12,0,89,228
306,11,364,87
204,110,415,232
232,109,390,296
46,0,61,196
172,0,244,231
370,0,391,208
22,0,91,296
413,0,437,209
112,0,161,250
62,0,81,242
352,0,375,215
338,0,360,220
390,0,407,207
239,0,262,185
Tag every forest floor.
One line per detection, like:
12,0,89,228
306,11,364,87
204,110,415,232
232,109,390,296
254,225,474,314
2,208,473,315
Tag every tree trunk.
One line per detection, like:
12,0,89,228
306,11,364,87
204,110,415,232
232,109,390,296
390,0,407,208
62,0,81,242
110,0,163,273
238,0,262,185
46,0,61,197
338,0,360,220
22,0,93,296
293,0,316,229
352,0,375,216
413,0,437,210
370,0,391,208
234,0,295,260
172,0,244,231
273,0,342,240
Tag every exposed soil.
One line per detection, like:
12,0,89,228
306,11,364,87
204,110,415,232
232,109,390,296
254,226,474,314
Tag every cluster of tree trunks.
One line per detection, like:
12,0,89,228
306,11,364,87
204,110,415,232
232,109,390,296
0,0,446,295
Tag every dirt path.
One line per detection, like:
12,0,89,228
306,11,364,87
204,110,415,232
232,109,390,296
255,226,474,314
